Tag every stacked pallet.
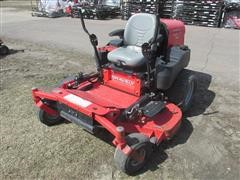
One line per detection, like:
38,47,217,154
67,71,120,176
159,0,174,18
121,0,131,19
172,0,184,18
121,0,225,28
121,0,159,20
174,0,224,27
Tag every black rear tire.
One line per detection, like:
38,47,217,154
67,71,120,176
0,45,9,55
166,69,197,113
114,133,153,175
38,109,64,126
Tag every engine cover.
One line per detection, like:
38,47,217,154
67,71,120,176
161,19,185,47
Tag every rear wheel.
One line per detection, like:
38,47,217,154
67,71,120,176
166,69,197,112
184,75,196,110
38,109,63,126
114,133,153,175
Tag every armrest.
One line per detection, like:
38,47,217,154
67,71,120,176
108,39,123,47
109,29,124,39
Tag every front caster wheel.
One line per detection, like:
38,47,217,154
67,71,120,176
38,109,64,126
114,133,153,175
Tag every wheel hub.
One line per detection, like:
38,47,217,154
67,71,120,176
130,148,146,167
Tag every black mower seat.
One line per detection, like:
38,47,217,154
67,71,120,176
108,13,158,68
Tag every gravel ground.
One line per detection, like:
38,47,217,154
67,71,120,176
0,4,240,180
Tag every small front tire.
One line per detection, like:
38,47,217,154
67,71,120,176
114,133,153,175
38,109,63,126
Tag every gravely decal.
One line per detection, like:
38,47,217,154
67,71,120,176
111,75,134,86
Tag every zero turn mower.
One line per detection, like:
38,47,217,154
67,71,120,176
32,11,197,174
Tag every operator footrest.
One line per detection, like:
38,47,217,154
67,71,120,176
142,101,165,117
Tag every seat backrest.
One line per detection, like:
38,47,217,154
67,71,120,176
124,13,158,47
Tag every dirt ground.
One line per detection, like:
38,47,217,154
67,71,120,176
0,4,240,180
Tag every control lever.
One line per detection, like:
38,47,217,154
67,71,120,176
79,9,102,76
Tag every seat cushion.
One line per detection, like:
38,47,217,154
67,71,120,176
107,46,146,67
